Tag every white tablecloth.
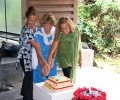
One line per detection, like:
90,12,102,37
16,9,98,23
33,82,76,100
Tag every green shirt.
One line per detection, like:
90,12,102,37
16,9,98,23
56,27,82,81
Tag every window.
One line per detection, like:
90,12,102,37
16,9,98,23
0,0,22,34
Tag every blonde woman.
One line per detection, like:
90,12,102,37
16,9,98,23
33,13,57,83
48,17,82,82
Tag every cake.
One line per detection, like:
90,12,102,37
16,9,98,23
44,75,74,92
72,87,106,100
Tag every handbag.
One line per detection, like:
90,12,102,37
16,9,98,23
0,41,19,57
0,50,2,62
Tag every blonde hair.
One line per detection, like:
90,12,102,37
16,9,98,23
40,12,56,26
55,17,75,40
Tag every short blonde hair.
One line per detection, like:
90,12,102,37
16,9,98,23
40,12,56,26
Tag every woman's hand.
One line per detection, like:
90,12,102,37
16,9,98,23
42,66,50,76
79,58,82,68
41,61,50,76
47,40,59,69
49,58,55,69
79,51,82,68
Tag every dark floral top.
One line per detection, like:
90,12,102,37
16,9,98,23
16,25,36,72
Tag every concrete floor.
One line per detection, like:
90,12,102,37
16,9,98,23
0,69,63,100
0,83,22,100
0,67,120,100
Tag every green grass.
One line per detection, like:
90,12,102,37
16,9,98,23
94,54,120,73
94,36,120,74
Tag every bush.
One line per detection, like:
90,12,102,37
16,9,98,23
78,1,120,55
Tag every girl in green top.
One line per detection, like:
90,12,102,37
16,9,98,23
48,17,82,82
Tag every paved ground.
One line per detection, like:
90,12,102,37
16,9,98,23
0,70,63,100
0,67,120,100
0,82,22,100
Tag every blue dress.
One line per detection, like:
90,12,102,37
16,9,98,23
33,28,57,83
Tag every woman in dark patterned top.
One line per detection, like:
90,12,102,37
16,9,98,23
33,13,57,83
16,6,49,100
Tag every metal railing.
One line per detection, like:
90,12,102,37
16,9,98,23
0,31,19,41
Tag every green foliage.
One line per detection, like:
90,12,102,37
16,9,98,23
78,1,120,55
78,3,102,19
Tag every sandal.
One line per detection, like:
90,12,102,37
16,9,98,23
5,83,14,87
0,85,12,92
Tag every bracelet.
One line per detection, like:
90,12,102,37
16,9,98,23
52,54,56,58
48,63,51,65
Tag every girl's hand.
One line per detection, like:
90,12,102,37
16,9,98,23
42,66,50,76
79,58,82,68
41,61,50,76
49,58,55,69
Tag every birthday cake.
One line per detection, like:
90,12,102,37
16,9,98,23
72,87,106,100
44,75,74,92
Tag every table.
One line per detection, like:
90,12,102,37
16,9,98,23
33,82,76,100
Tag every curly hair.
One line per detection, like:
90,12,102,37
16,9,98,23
40,12,56,26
